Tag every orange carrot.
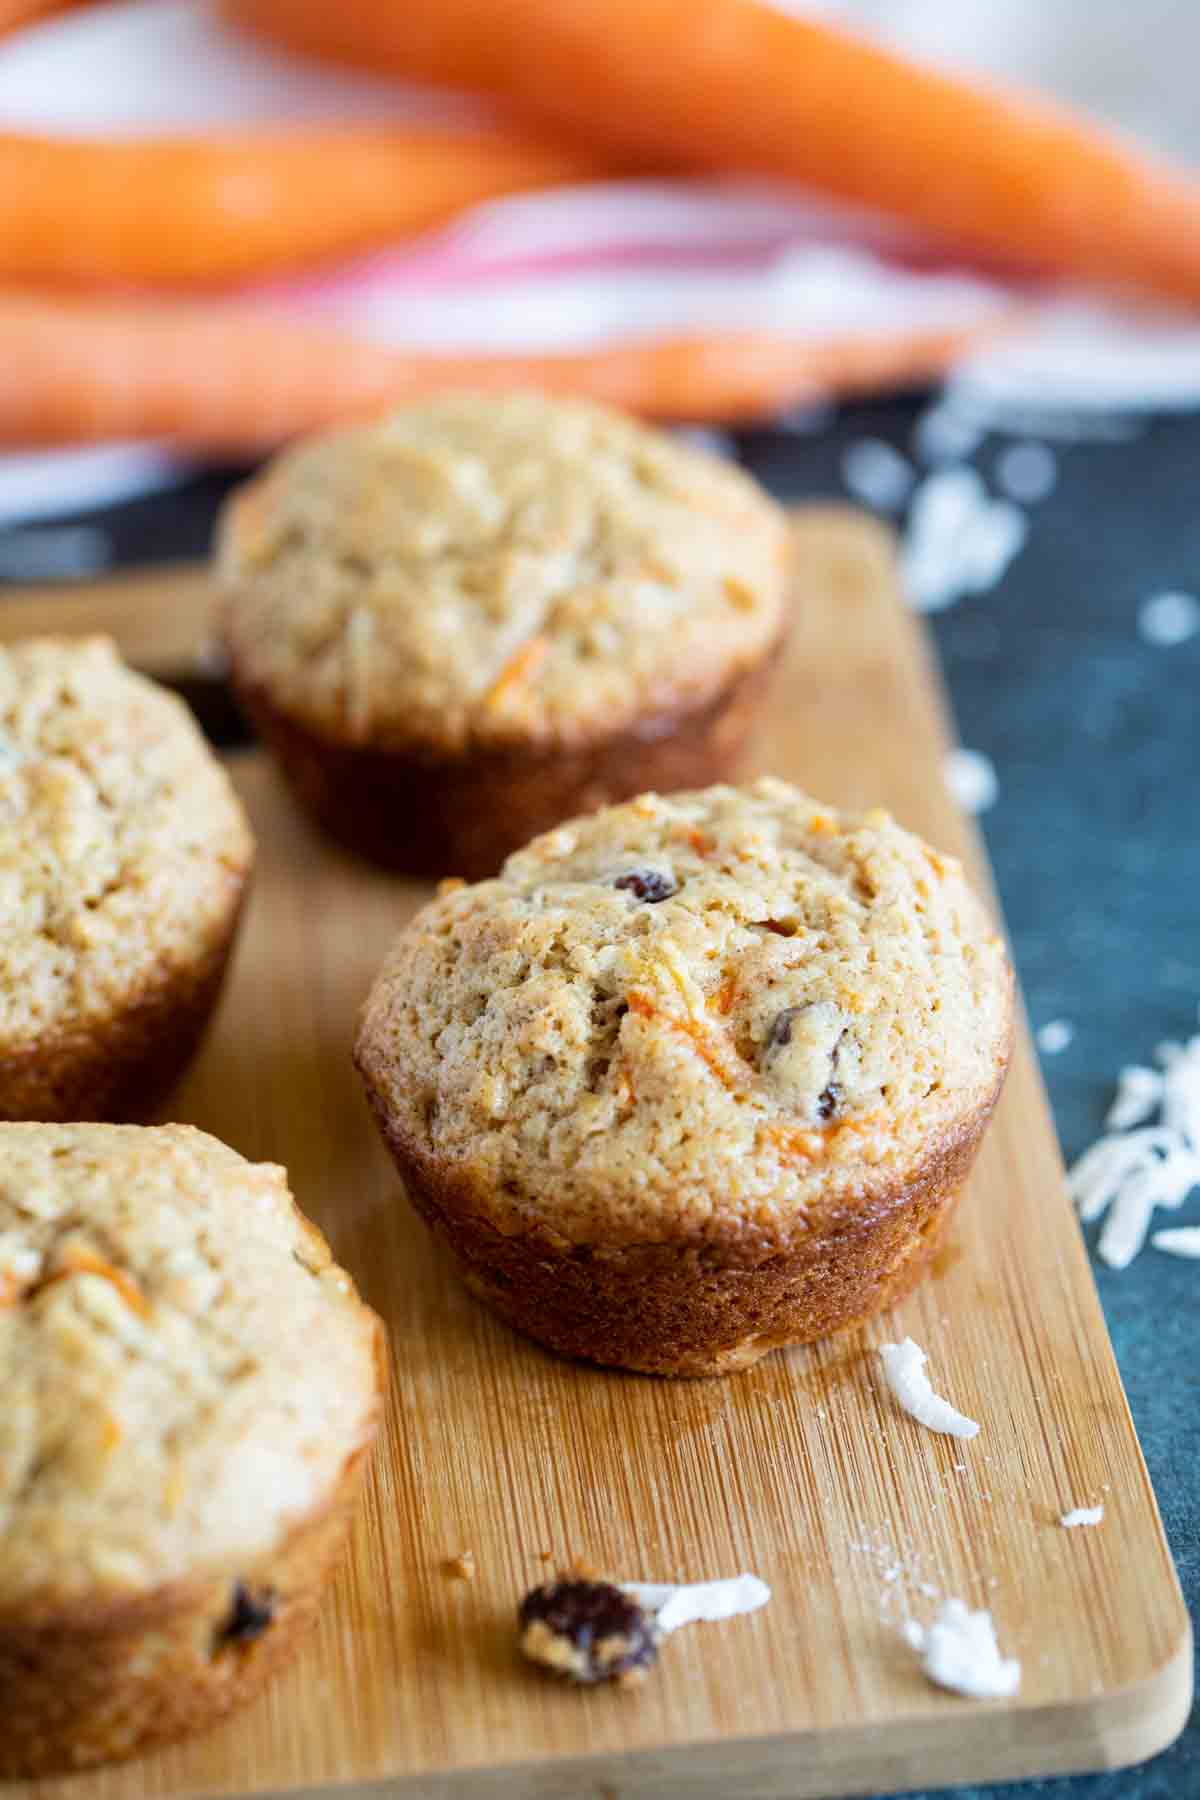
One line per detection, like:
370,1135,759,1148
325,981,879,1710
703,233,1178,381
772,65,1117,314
230,0,1200,305
0,291,1007,450
0,0,87,37
37,1245,151,1318
760,1122,825,1166
626,990,746,1097
0,1268,25,1305
762,1113,887,1167
483,636,549,712
0,127,618,286
714,973,738,1016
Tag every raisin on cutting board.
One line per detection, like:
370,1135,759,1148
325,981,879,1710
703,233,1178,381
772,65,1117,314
518,1579,658,1684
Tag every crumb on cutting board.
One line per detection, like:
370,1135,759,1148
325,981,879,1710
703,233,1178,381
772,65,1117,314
904,1599,1020,1698
1059,1505,1104,1529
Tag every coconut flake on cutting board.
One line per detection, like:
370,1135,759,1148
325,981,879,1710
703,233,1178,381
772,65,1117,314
878,1338,980,1439
622,1573,770,1635
1060,1505,1105,1528
904,1599,1020,1698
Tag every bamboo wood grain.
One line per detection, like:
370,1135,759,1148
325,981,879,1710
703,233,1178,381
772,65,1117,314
6,511,1191,1799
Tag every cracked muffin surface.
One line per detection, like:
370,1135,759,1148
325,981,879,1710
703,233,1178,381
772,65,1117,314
0,637,252,1102
218,390,788,755
356,778,1013,1251
0,1122,381,1608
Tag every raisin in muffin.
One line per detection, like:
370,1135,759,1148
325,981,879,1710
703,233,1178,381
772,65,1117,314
217,391,788,878
0,637,253,1122
355,779,1013,1376
0,1123,384,1776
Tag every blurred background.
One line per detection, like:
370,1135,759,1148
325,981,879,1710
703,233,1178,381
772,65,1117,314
6,0,1200,549
0,5,1196,1795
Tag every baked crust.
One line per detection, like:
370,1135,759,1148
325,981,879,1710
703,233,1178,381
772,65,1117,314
362,1073,1006,1377
0,1436,374,1778
0,870,250,1122
229,651,780,879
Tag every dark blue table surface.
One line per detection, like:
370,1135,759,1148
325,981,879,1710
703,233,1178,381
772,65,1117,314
9,395,1196,1799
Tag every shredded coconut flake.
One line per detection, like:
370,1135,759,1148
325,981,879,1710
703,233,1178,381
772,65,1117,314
1036,1019,1074,1055
943,747,999,815
993,441,1057,505
1060,1505,1104,1528
1068,1022,1200,1268
842,438,915,513
878,1337,980,1440
902,467,1027,613
913,403,985,464
905,1599,1020,1699
1152,1226,1200,1259
1158,1034,1200,1140
1138,591,1200,649
622,1574,770,1636
1097,1180,1157,1270
1106,1065,1163,1130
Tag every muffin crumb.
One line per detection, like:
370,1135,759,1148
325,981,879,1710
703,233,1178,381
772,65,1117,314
441,1551,477,1582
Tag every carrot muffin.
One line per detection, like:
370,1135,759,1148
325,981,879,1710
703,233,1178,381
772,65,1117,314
0,637,253,1122
0,1122,384,1776
217,392,789,878
355,779,1013,1376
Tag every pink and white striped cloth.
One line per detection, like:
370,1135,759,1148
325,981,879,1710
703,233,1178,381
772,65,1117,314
4,0,1200,520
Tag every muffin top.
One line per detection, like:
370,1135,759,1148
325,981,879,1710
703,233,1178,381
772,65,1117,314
0,637,253,1049
218,392,788,754
0,1123,381,1609
357,780,1012,1245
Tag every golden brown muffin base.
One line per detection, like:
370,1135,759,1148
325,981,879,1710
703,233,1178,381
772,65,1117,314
227,650,782,880
0,1432,376,1780
364,1088,1003,1377
0,875,250,1124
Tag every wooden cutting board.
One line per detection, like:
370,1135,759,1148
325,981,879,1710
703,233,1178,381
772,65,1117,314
4,511,1190,1800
